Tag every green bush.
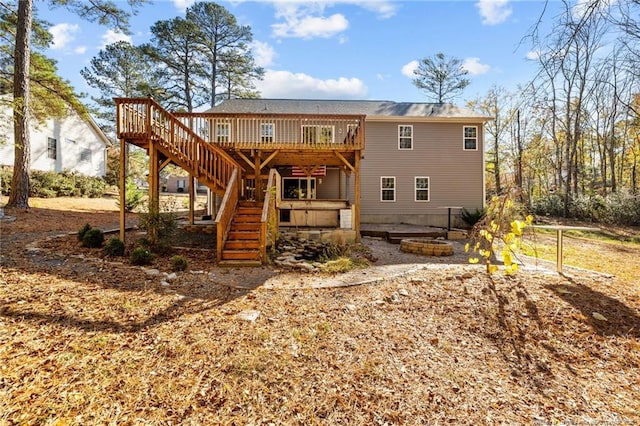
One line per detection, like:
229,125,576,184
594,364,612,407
170,255,188,271
130,247,154,265
77,223,92,242
1,167,106,198
117,179,145,212
103,237,125,257
461,207,485,227
82,228,105,248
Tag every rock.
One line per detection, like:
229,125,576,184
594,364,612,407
165,272,178,281
160,280,170,286
345,304,357,312
237,310,261,322
143,268,161,276
297,262,315,272
398,288,409,297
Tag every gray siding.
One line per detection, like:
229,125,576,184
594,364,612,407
359,121,484,224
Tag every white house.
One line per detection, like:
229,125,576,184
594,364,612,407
0,106,110,177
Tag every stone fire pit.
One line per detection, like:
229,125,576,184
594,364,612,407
400,238,454,257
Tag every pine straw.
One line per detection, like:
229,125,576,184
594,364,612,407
1,199,639,424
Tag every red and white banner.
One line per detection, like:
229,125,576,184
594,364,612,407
291,165,326,177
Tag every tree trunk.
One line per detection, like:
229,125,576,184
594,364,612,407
7,0,33,209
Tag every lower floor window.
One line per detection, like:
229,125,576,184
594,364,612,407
283,177,316,199
415,176,430,201
381,176,396,201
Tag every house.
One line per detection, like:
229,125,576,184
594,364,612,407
0,106,109,177
115,97,490,265
206,99,491,228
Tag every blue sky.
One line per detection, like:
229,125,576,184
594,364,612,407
42,0,562,106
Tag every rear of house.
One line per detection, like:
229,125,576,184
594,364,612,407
208,99,490,228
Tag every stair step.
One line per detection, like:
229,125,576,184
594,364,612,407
231,222,261,231
228,231,260,240
236,207,262,215
234,215,261,223
239,201,260,208
225,240,260,250
222,250,261,261
217,259,262,268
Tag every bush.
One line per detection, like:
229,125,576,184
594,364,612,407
117,179,145,212
103,237,125,257
77,223,92,242
170,255,188,271
82,228,105,248
461,207,485,227
130,247,154,265
0,167,106,198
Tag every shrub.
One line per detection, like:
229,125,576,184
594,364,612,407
117,179,145,212
103,237,125,257
170,255,188,271
77,223,92,241
130,247,154,265
461,207,485,227
82,228,105,248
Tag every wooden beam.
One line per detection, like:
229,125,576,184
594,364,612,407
148,141,160,243
354,151,361,242
236,150,254,169
188,174,195,224
260,150,280,169
159,157,172,171
334,150,355,173
255,151,263,202
119,138,126,243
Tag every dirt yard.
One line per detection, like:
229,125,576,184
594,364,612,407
1,198,639,424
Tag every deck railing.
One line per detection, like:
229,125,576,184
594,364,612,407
173,112,365,150
115,98,243,194
260,168,280,262
215,167,240,262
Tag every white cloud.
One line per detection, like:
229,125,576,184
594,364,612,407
272,13,349,39
256,70,367,99
526,50,541,60
462,57,490,75
252,40,276,67
74,46,87,54
49,23,80,50
476,0,512,25
356,1,397,19
100,30,131,47
401,60,419,78
173,0,196,13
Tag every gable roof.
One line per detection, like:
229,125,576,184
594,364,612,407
207,99,492,122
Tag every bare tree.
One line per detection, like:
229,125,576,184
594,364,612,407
412,52,470,103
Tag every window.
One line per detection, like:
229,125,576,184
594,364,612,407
47,137,57,160
260,123,274,143
398,125,413,150
283,178,315,199
79,148,91,163
381,176,396,202
302,125,334,144
463,126,478,150
415,177,430,202
216,122,230,143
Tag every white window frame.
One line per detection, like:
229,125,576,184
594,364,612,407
463,126,478,151
79,148,92,163
415,176,430,202
216,122,231,143
398,125,413,150
380,176,396,202
282,177,316,200
302,125,334,144
47,137,57,160
260,122,274,143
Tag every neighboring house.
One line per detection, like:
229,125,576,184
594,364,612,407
206,99,491,228
0,105,109,177
163,175,208,193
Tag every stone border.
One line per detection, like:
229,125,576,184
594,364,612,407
400,238,454,256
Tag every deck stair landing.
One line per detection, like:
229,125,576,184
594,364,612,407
218,201,263,267
360,224,446,244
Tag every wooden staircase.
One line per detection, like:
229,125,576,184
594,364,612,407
218,201,263,267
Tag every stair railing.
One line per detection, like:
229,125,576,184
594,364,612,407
260,168,281,262
215,167,240,262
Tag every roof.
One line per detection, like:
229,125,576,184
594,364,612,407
206,99,492,121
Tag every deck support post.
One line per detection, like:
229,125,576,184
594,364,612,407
119,138,126,243
254,151,262,202
148,142,160,243
188,174,195,224
354,152,361,242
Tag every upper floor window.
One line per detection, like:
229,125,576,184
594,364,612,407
415,176,430,202
261,123,274,143
381,176,396,202
302,125,334,144
79,148,92,163
216,122,230,143
398,125,413,150
463,126,478,150
47,137,57,160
